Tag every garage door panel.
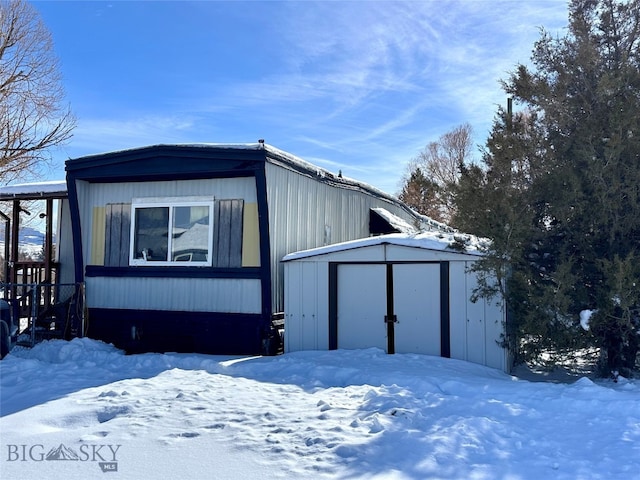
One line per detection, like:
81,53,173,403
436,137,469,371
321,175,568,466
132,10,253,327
393,264,441,355
337,264,387,351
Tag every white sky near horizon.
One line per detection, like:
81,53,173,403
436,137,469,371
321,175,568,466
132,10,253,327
30,0,569,195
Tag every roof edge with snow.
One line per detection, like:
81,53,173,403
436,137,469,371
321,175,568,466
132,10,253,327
283,231,488,262
0,180,68,200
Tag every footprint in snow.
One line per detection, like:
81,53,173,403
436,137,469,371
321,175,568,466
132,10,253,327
305,437,325,446
168,432,200,439
335,445,358,458
203,423,225,430
97,406,131,424
98,390,119,398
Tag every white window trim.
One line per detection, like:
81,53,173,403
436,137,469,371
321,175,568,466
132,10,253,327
129,197,215,267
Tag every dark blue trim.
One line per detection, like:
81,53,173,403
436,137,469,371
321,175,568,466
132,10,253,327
386,263,395,354
254,166,273,324
86,308,265,355
66,144,266,180
66,175,85,284
85,265,262,279
440,262,451,358
328,263,338,350
65,144,424,232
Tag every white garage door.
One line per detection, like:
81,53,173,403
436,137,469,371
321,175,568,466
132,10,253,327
337,264,387,351
393,264,441,355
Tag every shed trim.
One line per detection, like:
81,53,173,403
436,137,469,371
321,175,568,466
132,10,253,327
440,262,451,358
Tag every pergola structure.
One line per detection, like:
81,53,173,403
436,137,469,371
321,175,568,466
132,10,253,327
0,181,80,348
0,181,67,291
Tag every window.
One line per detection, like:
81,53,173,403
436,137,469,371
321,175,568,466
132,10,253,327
130,198,214,266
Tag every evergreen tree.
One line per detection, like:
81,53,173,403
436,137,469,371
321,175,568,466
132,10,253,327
398,167,441,221
457,0,640,373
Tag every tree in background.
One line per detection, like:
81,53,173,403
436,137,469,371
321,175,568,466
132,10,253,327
457,0,640,374
399,123,473,224
398,167,440,221
0,0,75,184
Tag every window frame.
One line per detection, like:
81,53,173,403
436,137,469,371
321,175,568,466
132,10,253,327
129,196,215,267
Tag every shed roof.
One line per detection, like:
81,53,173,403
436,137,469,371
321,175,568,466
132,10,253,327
282,231,487,262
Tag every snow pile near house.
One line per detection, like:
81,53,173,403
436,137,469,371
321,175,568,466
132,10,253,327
2,338,639,479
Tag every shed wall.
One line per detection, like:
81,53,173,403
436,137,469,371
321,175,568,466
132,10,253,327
284,261,329,351
284,248,508,372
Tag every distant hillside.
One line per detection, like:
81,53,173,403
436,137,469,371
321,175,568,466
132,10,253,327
0,224,50,260
0,225,46,246
19,226,46,246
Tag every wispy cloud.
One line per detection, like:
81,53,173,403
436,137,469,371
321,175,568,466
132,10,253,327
190,1,568,150
69,114,198,154
40,0,570,193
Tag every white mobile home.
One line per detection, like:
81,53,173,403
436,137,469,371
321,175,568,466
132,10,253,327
65,143,444,355
283,233,508,372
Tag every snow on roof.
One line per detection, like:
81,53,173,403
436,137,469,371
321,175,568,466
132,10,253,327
371,207,418,234
68,142,452,234
0,180,67,199
71,142,265,161
263,144,416,209
262,145,454,235
282,230,488,262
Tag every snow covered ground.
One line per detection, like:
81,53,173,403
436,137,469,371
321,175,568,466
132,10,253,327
1,338,639,480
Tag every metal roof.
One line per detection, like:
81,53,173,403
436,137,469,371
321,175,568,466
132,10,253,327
0,181,68,200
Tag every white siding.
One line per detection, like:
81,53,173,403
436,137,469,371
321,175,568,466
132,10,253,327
266,163,417,312
385,244,478,262
465,268,487,365
86,277,261,313
56,199,75,286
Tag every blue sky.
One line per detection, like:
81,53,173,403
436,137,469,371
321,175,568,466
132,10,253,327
32,0,569,195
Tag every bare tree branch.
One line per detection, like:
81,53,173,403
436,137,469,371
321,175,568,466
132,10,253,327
0,0,75,184
399,123,474,224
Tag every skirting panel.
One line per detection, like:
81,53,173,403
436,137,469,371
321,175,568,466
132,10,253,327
86,308,268,355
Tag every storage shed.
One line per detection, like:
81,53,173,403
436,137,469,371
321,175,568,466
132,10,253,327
64,143,446,355
283,232,509,372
